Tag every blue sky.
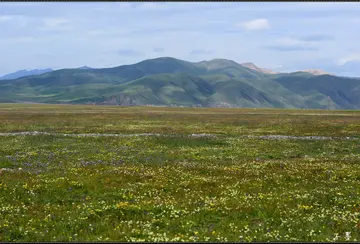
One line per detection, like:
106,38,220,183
1,2,360,77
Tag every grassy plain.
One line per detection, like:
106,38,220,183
1,103,360,242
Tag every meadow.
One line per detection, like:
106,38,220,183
1,103,360,242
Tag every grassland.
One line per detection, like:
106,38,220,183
1,103,360,242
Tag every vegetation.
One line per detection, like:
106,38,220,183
1,57,360,109
1,104,360,242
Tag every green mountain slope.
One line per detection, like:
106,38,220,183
0,57,360,109
275,74,360,109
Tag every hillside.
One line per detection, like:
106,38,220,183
0,57,360,109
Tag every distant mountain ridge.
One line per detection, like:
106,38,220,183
0,62,330,80
301,69,331,76
0,57,359,109
240,62,278,74
77,66,93,70
0,69,53,80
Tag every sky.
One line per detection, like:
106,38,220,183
1,2,360,77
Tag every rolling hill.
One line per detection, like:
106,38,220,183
0,57,360,109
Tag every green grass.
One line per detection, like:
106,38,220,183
0,104,359,137
0,104,360,241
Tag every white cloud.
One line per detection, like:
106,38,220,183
43,18,69,28
0,14,27,23
338,54,360,66
0,14,29,28
265,36,324,51
269,64,283,69
110,2,172,12
37,17,76,32
0,15,15,22
239,18,270,30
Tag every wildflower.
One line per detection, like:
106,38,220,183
298,204,313,210
345,232,351,241
116,202,130,209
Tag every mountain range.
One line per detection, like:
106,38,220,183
0,69,53,80
0,66,95,80
0,57,359,109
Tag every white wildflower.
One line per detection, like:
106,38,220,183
345,232,351,241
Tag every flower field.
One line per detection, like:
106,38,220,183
0,104,360,242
